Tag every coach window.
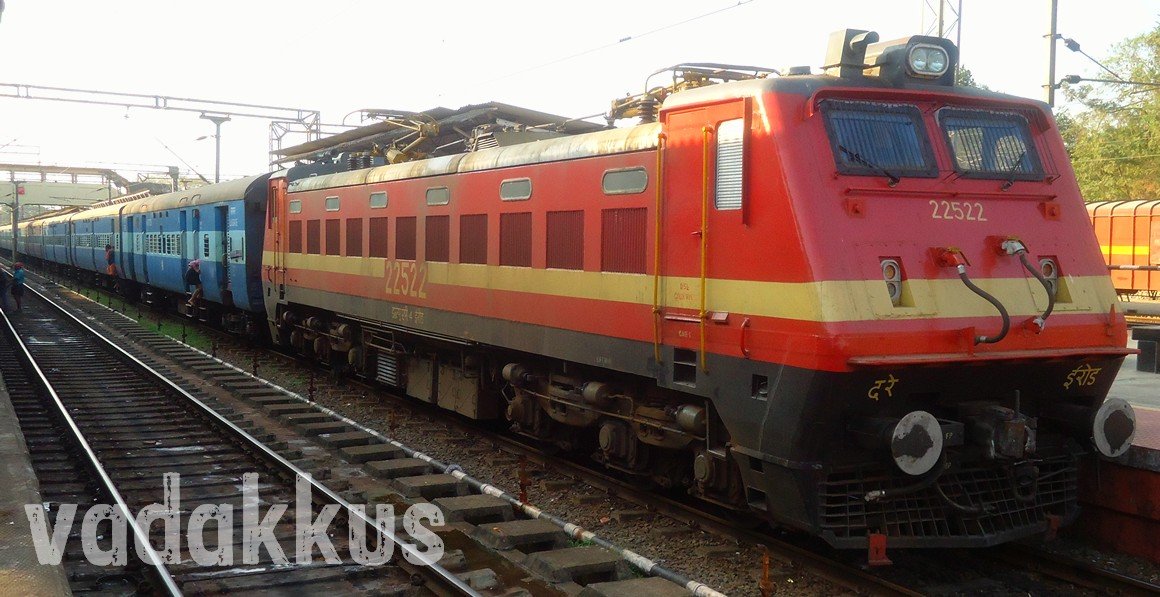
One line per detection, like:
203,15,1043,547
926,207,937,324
289,200,302,214
325,196,340,212
820,100,937,179
426,187,450,206
370,191,387,209
937,108,1043,180
500,178,532,201
602,168,648,195
715,119,744,210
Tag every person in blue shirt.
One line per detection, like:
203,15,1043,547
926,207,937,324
11,262,25,311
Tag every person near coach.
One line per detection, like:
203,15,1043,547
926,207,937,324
11,262,26,311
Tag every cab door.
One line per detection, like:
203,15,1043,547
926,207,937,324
658,100,750,388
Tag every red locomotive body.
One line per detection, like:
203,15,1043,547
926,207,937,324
262,31,1135,549
1087,199,1160,297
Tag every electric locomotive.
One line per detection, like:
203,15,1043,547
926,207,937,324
265,30,1136,549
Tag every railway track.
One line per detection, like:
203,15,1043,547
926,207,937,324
988,544,1160,596
0,282,475,595
10,270,739,596
18,278,929,596
18,266,1160,596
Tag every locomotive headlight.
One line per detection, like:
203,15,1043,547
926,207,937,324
907,44,949,77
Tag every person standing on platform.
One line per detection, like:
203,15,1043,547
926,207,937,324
0,264,9,312
11,262,25,311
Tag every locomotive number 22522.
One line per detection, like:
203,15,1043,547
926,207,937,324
929,200,987,221
385,260,428,299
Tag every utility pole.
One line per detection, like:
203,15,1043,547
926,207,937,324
200,114,231,183
1045,0,1060,106
921,1,963,65
11,181,21,265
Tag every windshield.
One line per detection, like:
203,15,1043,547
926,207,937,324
821,100,938,178
939,108,1042,180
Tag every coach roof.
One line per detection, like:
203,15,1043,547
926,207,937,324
124,173,269,215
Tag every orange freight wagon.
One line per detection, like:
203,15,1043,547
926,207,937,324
1087,200,1160,297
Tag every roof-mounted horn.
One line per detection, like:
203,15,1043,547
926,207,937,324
822,29,880,79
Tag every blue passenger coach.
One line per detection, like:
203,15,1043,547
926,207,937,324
9,173,271,333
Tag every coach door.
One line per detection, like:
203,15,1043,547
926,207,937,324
215,205,230,294
269,176,288,299
122,209,135,279
658,100,749,387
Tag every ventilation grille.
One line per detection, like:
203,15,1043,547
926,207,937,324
472,133,499,151
715,119,743,210
375,351,401,387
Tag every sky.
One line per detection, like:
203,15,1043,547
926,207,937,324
0,0,1156,184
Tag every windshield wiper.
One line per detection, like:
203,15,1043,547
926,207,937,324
839,144,900,187
1000,150,1027,191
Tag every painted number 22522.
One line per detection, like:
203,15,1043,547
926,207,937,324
385,260,427,299
929,200,987,221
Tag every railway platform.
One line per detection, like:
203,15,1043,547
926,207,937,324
0,373,72,595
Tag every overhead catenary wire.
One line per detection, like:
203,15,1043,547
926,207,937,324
472,0,757,87
154,137,211,184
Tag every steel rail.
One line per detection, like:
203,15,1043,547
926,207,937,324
0,302,183,595
19,282,480,596
991,544,1160,596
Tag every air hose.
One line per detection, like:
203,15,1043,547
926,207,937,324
956,264,1011,344
864,456,948,502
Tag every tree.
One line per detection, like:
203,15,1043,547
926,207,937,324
955,65,990,90
1061,23,1160,200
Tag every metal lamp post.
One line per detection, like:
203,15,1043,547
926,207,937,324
199,113,231,183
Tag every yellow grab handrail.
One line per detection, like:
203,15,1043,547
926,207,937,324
700,126,711,372
653,133,666,365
